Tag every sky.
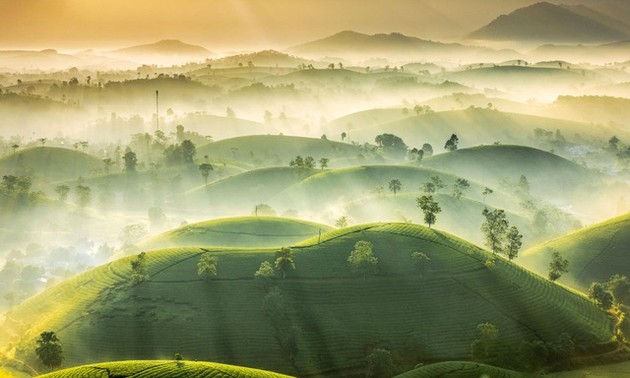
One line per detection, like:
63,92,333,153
0,0,619,51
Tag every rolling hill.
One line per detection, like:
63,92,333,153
421,145,600,201
36,360,293,378
519,212,630,291
197,135,366,168
394,361,528,378
139,216,332,250
167,114,276,141
0,147,103,183
468,2,628,43
0,223,616,377
112,40,214,64
325,108,622,150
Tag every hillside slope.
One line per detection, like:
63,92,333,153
520,213,630,290
1,223,615,377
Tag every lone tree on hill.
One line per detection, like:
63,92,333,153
335,215,349,228
130,251,149,284
319,157,329,170
75,185,92,209
481,208,509,255
254,261,276,287
444,134,459,151
54,184,70,202
274,247,295,279
347,240,378,280
417,195,441,228
198,163,214,186
411,251,431,277
388,179,402,196
197,253,218,281
505,226,523,260
548,250,569,281
35,331,63,370
471,323,499,361
607,274,630,306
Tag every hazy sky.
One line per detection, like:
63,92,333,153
0,0,615,51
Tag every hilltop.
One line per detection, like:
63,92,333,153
37,360,292,378
468,2,628,43
0,146,103,183
520,212,630,290
1,223,615,376
140,216,332,250
395,361,528,378
114,39,213,58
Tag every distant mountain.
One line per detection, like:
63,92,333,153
560,4,630,36
113,39,214,63
287,30,519,62
469,2,629,43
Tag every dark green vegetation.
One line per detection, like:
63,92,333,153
394,361,531,378
0,223,617,377
36,360,293,378
520,213,630,291
140,216,332,249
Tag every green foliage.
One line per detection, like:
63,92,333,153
74,184,91,209
119,224,148,247
123,149,137,172
588,282,613,310
274,247,295,279
254,261,276,285
548,250,569,281
366,348,395,378
319,157,329,170
607,274,630,306
505,226,523,260
130,252,149,284
253,204,277,217
347,240,378,279
388,179,402,195
54,184,70,202
444,134,459,151
199,163,214,185
197,253,218,281
335,216,349,228
375,133,407,157
451,178,470,200
481,208,509,255
35,331,63,370
416,195,441,228
471,322,499,361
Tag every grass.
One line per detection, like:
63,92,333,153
519,212,630,290
139,216,333,249
394,361,531,377
1,223,615,377
36,360,293,378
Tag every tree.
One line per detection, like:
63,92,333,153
482,187,494,197
180,139,196,163
517,175,530,196
255,261,275,286
35,331,63,370
347,240,378,279
335,216,349,228
452,178,470,200
548,250,569,281
588,282,613,310
366,348,395,378
75,185,92,209
417,195,441,228
505,226,523,260
274,247,295,279
471,323,499,361
375,133,407,157
430,176,445,192
123,149,138,172
411,251,431,276
421,143,433,157
341,132,347,141
319,157,329,170
481,208,509,255
120,224,148,247
422,182,436,194
253,203,276,216
606,274,630,305
444,134,459,151
388,179,402,195
197,253,218,281
54,184,70,202
609,136,620,151
130,252,149,284
199,163,214,186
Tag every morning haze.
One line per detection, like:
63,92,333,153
1,0,630,377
